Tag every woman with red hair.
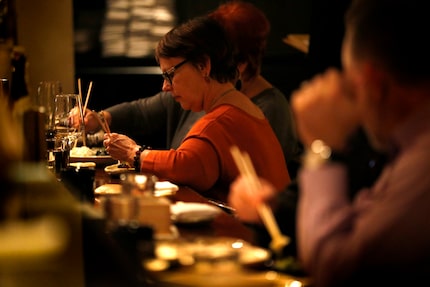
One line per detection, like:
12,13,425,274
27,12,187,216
210,1,300,172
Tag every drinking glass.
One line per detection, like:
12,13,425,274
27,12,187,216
54,93,82,148
36,81,62,168
36,80,62,131
53,93,82,171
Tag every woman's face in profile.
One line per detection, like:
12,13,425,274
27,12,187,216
159,57,208,112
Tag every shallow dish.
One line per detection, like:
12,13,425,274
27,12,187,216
170,202,222,224
94,181,179,197
70,155,116,165
69,161,96,168
94,183,122,195
153,181,179,197
70,147,116,166
104,163,135,175
154,236,271,268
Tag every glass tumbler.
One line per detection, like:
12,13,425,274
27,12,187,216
35,81,62,167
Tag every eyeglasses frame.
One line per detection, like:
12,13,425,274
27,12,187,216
161,59,188,86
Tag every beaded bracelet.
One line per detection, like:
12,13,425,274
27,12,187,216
134,145,151,171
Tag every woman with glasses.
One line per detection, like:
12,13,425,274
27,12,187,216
104,16,291,202
81,2,300,178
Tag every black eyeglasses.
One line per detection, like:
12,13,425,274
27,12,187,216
161,59,188,86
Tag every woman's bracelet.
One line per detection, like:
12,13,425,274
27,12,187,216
134,145,151,171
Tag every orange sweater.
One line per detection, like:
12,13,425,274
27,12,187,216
141,105,290,200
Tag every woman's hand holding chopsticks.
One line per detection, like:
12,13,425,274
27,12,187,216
84,110,108,133
103,133,139,165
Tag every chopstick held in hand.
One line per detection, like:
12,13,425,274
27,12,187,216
83,81,93,113
92,110,111,134
230,145,290,256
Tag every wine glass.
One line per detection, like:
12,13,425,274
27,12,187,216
53,93,83,171
36,80,62,131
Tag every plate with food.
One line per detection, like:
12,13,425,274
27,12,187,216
104,162,135,175
69,146,116,165
94,183,122,196
153,236,271,269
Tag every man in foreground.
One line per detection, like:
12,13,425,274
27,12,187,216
229,0,430,286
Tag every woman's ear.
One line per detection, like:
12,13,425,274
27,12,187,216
199,57,211,77
237,62,247,75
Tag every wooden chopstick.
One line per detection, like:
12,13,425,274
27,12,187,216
83,81,93,113
76,78,85,124
230,145,290,255
78,79,94,146
76,80,86,146
92,110,110,134
100,111,111,134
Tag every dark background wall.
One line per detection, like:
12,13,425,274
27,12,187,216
73,0,314,111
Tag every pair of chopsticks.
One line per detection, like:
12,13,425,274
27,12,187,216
92,110,111,134
230,145,290,256
77,79,111,135
77,78,93,146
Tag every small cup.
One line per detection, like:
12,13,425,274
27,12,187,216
190,238,241,274
120,173,158,196
54,149,70,174
60,164,96,203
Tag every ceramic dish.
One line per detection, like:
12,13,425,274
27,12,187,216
153,181,179,197
94,181,179,197
153,236,271,268
170,201,222,224
104,163,135,175
69,155,116,166
94,183,122,195
70,147,116,165
69,161,96,168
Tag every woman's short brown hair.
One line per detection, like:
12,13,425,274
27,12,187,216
155,16,237,84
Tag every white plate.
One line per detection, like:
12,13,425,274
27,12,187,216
70,147,115,165
154,181,179,197
170,202,222,224
94,181,179,197
70,155,116,165
94,183,122,195
69,161,96,168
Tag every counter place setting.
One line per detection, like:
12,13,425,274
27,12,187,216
40,79,310,286
65,146,310,287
